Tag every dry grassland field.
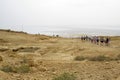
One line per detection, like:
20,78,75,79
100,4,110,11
0,29,120,80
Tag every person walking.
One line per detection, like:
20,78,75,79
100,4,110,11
100,37,104,46
105,37,110,46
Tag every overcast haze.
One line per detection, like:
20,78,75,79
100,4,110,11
0,0,120,35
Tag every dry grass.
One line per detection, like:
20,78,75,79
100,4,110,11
0,29,120,80
88,55,112,61
74,56,86,61
12,47,39,52
74,55,120,61
15,64,30,73
0,65,13,72
52,72,76,80
1,64,30,73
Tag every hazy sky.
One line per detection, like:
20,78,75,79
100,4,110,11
0,0,120,31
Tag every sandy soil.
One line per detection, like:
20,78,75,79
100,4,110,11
0,29,120,80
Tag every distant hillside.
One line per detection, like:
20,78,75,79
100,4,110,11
0,29,53,44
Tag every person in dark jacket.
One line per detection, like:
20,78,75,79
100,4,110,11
100,37,104,46
96,37,99,45
105,37,110,46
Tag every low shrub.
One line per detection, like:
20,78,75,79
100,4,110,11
74,55,115,61
74,56,86,61
53,72,76,80
1,65,13,72
21,56,35,67
1,64,30,73
88,55,112,61
15,64,30,73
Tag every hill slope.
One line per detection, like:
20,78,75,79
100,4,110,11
0,29,120,80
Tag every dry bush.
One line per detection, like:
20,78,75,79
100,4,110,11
1,64,30,73
53,72,76,80
20,56,35,67
74,56,86,61
15,64,30,73
74,55,114,61
12,47,39,53
0,65,13,72
88,55,112,61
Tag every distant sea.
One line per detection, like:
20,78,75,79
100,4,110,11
36,29,120,37
1,27,120,37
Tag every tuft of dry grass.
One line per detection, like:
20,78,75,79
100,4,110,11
1,64,30,73
0,65,13,72
53,72,76,80
12,47,39,53
75,55,114,61
20,56,35,67
15,64,30,73
88,55,112,61
74,56,86,61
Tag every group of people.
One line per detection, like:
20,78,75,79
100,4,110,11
81,35,110,46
